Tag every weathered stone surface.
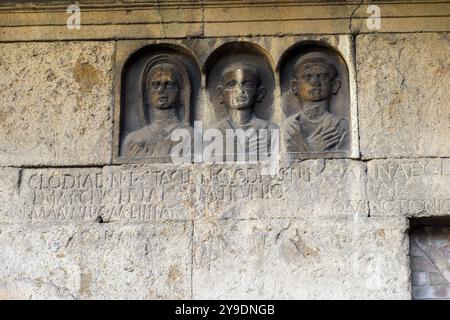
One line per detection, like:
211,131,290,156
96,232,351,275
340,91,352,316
0,224,79,299
0,222,192,299
0,42,114,166
0,167,26,223
0,3,448,301
193,217,410,299
17,161,367,223
101,164,199,222
0,2,448,41
357,33,450,158
192,160,368,219
368,159,450,217
21,168,104,223
72,222,193,299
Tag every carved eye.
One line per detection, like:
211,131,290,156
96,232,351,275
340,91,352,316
166,81,177,89
303,74,312,81
226,80,237,88
319,73,329,80
243,81,255,89
152,82,161,90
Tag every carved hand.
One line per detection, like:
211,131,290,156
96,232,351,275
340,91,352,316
307,121,341,152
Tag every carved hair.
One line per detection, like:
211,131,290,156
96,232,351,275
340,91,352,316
141,54,191,123
220,62,262,87
145,62,183,91
293,52,337,80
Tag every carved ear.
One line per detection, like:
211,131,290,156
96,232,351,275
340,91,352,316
215,86,224,104
256,87,266,103
291,79,298,96
331,79,341,95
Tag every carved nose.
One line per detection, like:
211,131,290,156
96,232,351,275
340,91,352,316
159,84,167,93
312,76,320,85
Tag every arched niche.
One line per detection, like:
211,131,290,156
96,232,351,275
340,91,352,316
278,41,351,156
278,41,350,122
203,41,275,122
119,44,200,157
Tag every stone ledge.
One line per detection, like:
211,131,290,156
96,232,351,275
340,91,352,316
0,2,448,41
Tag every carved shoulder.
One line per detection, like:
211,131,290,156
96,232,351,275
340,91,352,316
123,127,151,156
281,114,301,137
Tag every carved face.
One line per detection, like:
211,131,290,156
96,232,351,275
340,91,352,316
220,67,260,110
146,63,181,110
294,63,335,102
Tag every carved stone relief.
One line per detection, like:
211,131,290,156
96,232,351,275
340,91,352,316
280,46,351,160
123,57,192,158
116,41,352,163
118,45,200,163
205,43,278,161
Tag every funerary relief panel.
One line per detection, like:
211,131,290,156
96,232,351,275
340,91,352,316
203,42,278,161
114,36,356,164
279,44,351,161
117,44,201,163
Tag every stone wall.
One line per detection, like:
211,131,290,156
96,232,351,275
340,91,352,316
0,0,449,299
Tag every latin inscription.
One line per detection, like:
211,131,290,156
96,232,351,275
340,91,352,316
367,159,450,216
18,159,450,221
23,161,364,221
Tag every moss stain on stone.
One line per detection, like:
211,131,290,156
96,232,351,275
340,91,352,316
73,59,101,93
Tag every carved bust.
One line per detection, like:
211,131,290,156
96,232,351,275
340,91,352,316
213,62,277,157
123,56,192,158
281,52,348,154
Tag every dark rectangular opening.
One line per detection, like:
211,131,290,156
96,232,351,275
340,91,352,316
409,217,450,300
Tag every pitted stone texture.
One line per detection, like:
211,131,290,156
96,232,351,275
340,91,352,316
357,33,450,158
101,160,366,220
0,224,79,299
101,164,198,222
0,167,26,223
0,222,192,299
368,159,450,217
20,167,104,223
0,42,114,166
193,217,410,299
70,222,193,299
16,161,367,224
194,160,368,219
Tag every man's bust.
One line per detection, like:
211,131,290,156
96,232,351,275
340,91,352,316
212,62,277,158
123,59,192,158
281,52,347,154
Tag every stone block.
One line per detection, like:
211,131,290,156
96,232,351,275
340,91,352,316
0,167,26,223
367,159,450,217
412,285,450,300
20,168,104,223
0,42,114,166
192,217,410,299
71,222,193,299
0,224,79,299
0,222,192,299
16,161,368,224
411,272,429,286
357,33,450,158
193,160,368,220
